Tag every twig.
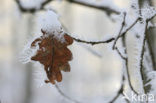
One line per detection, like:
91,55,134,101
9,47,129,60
112,12,128,60
120,17,140,37
112,15,141,95
113,12,126,49
63,21,115,45
66,0,120,15
72,36,115,45
15,0,53,13
55,84,81,103
113,17,141,49
15,0,138,47
140,21,148,78
109,76,125,103
65,17,140,46
115,47,126,60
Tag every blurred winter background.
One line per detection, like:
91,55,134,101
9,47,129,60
0,0,155,103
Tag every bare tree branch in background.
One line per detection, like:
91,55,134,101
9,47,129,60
65,0,120,16
55,84,81,103
15,0,53,13
15,0,120,16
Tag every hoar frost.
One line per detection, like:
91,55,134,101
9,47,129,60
38,10,65,42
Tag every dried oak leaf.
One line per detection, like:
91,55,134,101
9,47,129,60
31,30,73,84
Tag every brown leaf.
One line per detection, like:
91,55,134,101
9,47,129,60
31,30,73,84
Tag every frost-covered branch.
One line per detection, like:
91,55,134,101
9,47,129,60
113,17,141,49
113,12,126,49
121,35,139,95
112,12,127,60
71,36,115,45
15,0,53,13
115,47,127,60
66,0,120,16
66,17,140,46
136,0,156,95
15,0,120,15
139,19,154,94
62,23,115,45
140,20,148,84
109,13,141,100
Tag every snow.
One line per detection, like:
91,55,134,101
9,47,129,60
130,0,139,16
141,6,156,20
130,0,156,20
128,21,147,93
19,36,40,64
19,0,46,9
37,10,65,42
75,0,120,13
146,71,156,95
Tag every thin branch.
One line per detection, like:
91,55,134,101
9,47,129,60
65,17,140,46
15,0,53,13
112,34,139,96
15,0,139,46
109,76,125,103
113,12,126,49
63,22,115,45
108,75,130,103
112,12,128,61
66,0,120,15
120,17,140,37
55,84,81,103
15,0,120,15
115,47,127,60
112,15,143,95
72,36,115,45
140,21,148,78
113,17,141,49
147,12,156,21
